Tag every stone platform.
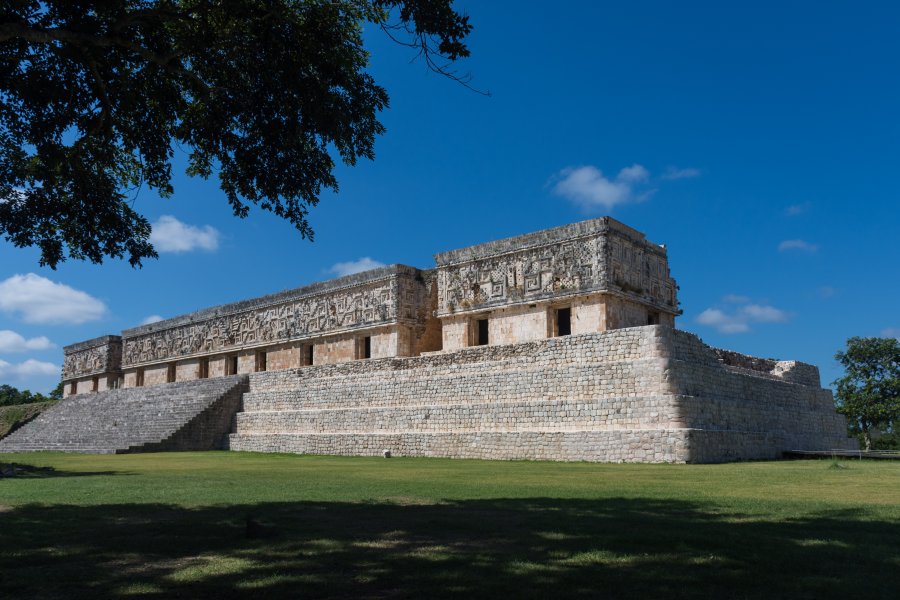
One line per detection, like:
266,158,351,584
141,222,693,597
1,326,854,462
226,326,854,463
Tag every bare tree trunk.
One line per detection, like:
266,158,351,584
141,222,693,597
862,426,872,452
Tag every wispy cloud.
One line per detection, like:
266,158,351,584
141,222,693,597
881,327,900,339
551,164,653,210
785,202,812,216
722,294,751,304
0,330,53,353
328,257,386,277
818,286,837,298
778,239,819,253
0,274,106,324
140,315,164,326
149,215,220,253
696,296,789,334
0,358,59,379
661,166,701,180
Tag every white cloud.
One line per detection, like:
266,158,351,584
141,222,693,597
778,239,819,253
696,298,789,334
722,294,751,304
617,164,650,183
149,215,220,253
552,164,654,210
785,202,812,216
697,309,751,334
328,257,386,277
881,328,900,339
140,315,164,325
661,166,701,180
741,304,788,323
0,273,106,324
0,330,53,353
0,358,59,379
819,286,837,298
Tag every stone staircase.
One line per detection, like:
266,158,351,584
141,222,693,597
0,376,248,454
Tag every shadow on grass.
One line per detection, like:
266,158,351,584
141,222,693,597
1,497,897,599
0,463,124,478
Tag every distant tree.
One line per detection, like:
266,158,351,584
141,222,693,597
0,383,55,406
0,0,474,268
833,337,900,451
48,381,64,401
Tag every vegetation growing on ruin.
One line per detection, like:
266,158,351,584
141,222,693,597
0,401,56,439
1,452,898,598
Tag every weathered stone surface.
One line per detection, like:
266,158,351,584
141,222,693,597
42,217,854,462
120,265,432,368
0,376,248,454
227,326,855,463
433,217,677,321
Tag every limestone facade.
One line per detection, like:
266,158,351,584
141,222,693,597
45,215,855,462
227,326,854,462
62,217,680,394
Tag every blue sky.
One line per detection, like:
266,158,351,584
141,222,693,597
1,1,898,393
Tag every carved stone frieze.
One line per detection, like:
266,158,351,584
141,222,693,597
436,237,602,315
121,268,426,367
433,217,677,316
62,336,122,379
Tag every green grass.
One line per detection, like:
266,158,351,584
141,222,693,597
0,401,56,439
1,452,898,599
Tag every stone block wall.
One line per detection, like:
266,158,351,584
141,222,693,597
229,325,855,462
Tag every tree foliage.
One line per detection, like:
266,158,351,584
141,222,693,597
0,1,472,268
833,336,900,451
0,381,61,406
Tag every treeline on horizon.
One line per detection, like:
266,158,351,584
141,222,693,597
0,383,63,407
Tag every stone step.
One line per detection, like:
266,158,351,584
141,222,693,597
0,375,248,454
241,361,668,411
227,430,691,463
234,396,683,434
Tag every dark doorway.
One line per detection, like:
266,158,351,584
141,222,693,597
307,345,314,366
557,307,572,336
648,312,660,325
199,358,209,379
477,318,489,346
256,351,267,372
363,336,372,359
226,356,238,376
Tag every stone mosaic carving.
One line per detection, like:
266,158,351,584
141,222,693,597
436,237,602,314
607,234,677,308
434,221,677,316
122,273,423,367
62,337,122,379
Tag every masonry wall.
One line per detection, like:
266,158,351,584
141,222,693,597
435,293,670,352
229,325,855,463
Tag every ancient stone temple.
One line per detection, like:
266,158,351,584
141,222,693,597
0,217,854,461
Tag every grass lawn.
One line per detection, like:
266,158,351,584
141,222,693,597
1,452,898,599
